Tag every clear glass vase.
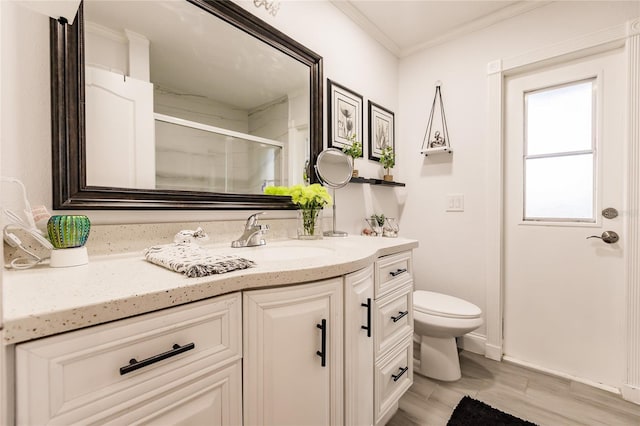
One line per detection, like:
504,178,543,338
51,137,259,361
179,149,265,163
297,208,323,239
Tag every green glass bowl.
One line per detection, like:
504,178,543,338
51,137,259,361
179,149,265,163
47,215,91,249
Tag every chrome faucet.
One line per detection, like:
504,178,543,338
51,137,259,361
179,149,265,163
231,212,269,248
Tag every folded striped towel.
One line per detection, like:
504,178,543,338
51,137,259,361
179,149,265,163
144,243,255,278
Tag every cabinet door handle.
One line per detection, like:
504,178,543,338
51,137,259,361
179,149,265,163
120,342,195,375
392,366,409,382
391,310,409,322
361,298,372,337
316,319,327,367
389,268,407,277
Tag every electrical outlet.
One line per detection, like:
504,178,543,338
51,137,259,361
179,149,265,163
446,194,464,212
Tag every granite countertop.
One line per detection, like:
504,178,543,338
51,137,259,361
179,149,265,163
3,236,417,345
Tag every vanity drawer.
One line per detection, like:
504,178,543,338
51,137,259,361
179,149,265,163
374,283,413,358
16,292,241,426
374,335,413,423
375,251,413,298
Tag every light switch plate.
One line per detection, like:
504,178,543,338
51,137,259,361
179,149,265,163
446,194,464,212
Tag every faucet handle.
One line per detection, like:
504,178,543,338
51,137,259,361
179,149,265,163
246,212,265,228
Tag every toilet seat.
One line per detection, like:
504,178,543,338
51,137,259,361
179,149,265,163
414,290,481,319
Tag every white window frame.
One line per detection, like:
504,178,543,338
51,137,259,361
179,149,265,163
521,77,599,225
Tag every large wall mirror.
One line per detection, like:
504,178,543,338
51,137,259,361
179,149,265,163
51,0,322,209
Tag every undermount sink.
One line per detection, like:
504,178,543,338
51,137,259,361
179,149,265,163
227,244,335,262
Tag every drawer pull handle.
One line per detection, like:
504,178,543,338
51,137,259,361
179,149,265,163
120,342,195,375
316,319,327,367
392,366,409,382
389,268,407,277
391,310,409,322
361,298,372,337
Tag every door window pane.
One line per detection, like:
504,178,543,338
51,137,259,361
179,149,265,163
525,154,594,220
523,79,596,222
526,81,593,156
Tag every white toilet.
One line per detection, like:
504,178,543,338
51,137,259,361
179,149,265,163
413,290,483,381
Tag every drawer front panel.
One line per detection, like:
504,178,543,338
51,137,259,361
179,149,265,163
105,360,242,426
374,335,413,423
374,284,413,358
16,293,241,425
375,251,413,298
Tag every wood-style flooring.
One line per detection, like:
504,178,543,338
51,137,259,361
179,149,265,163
388,350,640,426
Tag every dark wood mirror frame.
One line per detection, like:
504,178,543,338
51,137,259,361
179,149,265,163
51,0,323,210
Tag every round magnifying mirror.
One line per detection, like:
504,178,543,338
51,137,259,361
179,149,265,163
315,148,353,236
316,148,353,188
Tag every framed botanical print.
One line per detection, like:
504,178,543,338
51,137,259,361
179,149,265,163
368,101,394,160
328,79,363,155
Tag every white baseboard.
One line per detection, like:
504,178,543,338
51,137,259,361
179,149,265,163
621,384,640,405
484,343,502,361
457,332,486,356
456,332,504,362
454,335,636,402
503,355,622,395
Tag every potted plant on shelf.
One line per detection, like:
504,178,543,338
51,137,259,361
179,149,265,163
379,145,395,182
342,134,362,177
264,184,332,239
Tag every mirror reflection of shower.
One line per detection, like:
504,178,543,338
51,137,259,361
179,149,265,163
315,148,353,237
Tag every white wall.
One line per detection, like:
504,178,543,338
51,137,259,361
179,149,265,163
0,0,399,225
236,0,405,234
398,1,640,336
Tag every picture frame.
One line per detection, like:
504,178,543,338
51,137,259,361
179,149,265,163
328,79,363,155
368,101,395,160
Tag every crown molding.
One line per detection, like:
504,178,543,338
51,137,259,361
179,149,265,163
329,0,401,56
402,1,551,57
331,1,551,59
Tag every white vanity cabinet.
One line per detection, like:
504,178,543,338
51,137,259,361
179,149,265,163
15,293,242,425
243,277,344,426
374,251,414,425
10,242,417,426
344,265,375,426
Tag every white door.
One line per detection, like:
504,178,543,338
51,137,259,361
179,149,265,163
85,66,156,189
344,266,374,426
504,50,626,389
243,278,343,426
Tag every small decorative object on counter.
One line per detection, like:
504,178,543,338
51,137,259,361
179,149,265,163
47,215,91,267
383,218,399,237
47,215,91,248
363,213,386,236
264,184,332,240
379,146,395,182
342,134,362,177
173,227,209,244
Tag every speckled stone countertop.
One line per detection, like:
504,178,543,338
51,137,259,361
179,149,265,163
3,236,417,345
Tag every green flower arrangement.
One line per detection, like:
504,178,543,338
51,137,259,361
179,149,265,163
264,184,332,238
264,183,332,209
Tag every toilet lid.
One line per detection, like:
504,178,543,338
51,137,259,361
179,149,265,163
414,291,482,319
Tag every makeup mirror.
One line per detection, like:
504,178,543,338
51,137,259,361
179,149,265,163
315,148,352,237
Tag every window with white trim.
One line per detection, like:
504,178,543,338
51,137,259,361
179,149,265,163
524,79,596,222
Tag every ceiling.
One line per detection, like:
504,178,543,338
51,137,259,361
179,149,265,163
330,0,550,57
